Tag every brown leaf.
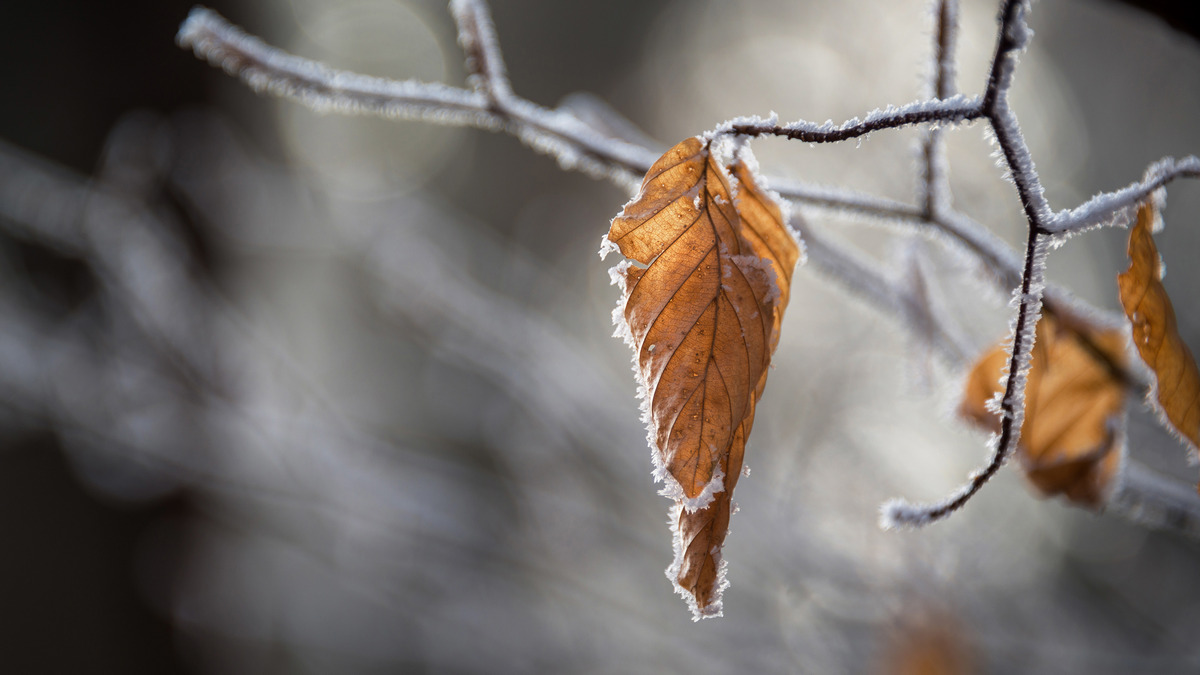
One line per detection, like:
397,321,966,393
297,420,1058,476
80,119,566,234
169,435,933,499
874,607,973,675
960,316,1126,506
1117,202,1200,460
605,137,798,618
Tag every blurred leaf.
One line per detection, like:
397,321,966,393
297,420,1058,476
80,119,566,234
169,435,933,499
876,609,973,675
961,317,1126,506
1117,202,1200,459
606,137,797,617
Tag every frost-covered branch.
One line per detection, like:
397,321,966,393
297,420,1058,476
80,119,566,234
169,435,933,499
1110,462,1200,537
449,0,513,103
919,0,958,218
177,9,498,126
176,7,655,186
1050,156,1200,234
172,4,1086,329
721,96,982,144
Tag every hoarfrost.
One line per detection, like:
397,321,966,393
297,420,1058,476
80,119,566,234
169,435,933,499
731,254,781,309
598,234,621,260
1050,157,1198,236
667,465,726,514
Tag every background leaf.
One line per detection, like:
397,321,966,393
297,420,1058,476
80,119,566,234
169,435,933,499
1118,202,1200,459
960,317,1126,506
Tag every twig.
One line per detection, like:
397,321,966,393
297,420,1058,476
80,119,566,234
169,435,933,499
176,7,654,187
1050,156,1200,235
919,0,958,219
449,0,513,103
721,97,981,144
1109,461,1200,537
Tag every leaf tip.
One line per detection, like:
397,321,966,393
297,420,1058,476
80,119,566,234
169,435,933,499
666,503,730,621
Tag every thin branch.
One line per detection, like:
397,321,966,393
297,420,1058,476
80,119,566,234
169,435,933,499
177,9,497,125
1050,156,1200,234
176,8,655,186
800,221,971,365
985,2,1052,228
1109,462,1200,537
770,179,925,221
449,0,513,102
919,0,959,219
981,0,1033,116
932,0,959,100
721,96,982,144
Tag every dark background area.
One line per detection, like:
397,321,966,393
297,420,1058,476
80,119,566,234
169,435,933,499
0,1,223,672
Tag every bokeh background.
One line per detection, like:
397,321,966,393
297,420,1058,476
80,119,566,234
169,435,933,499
3,0,1200,672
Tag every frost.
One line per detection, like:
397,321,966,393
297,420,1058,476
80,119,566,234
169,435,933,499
608,260,636,342
732,254,781,309
1004,0,1035,51
880,499,936,529
598,234,620,260
667,465,726,513
985,390,1004,416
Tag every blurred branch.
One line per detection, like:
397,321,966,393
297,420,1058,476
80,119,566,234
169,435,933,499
918,0,958,221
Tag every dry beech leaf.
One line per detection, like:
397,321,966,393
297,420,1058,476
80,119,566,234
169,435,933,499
1117,202,1200,460
874,609,973,675
960,316,1126,506
602,137,799,619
